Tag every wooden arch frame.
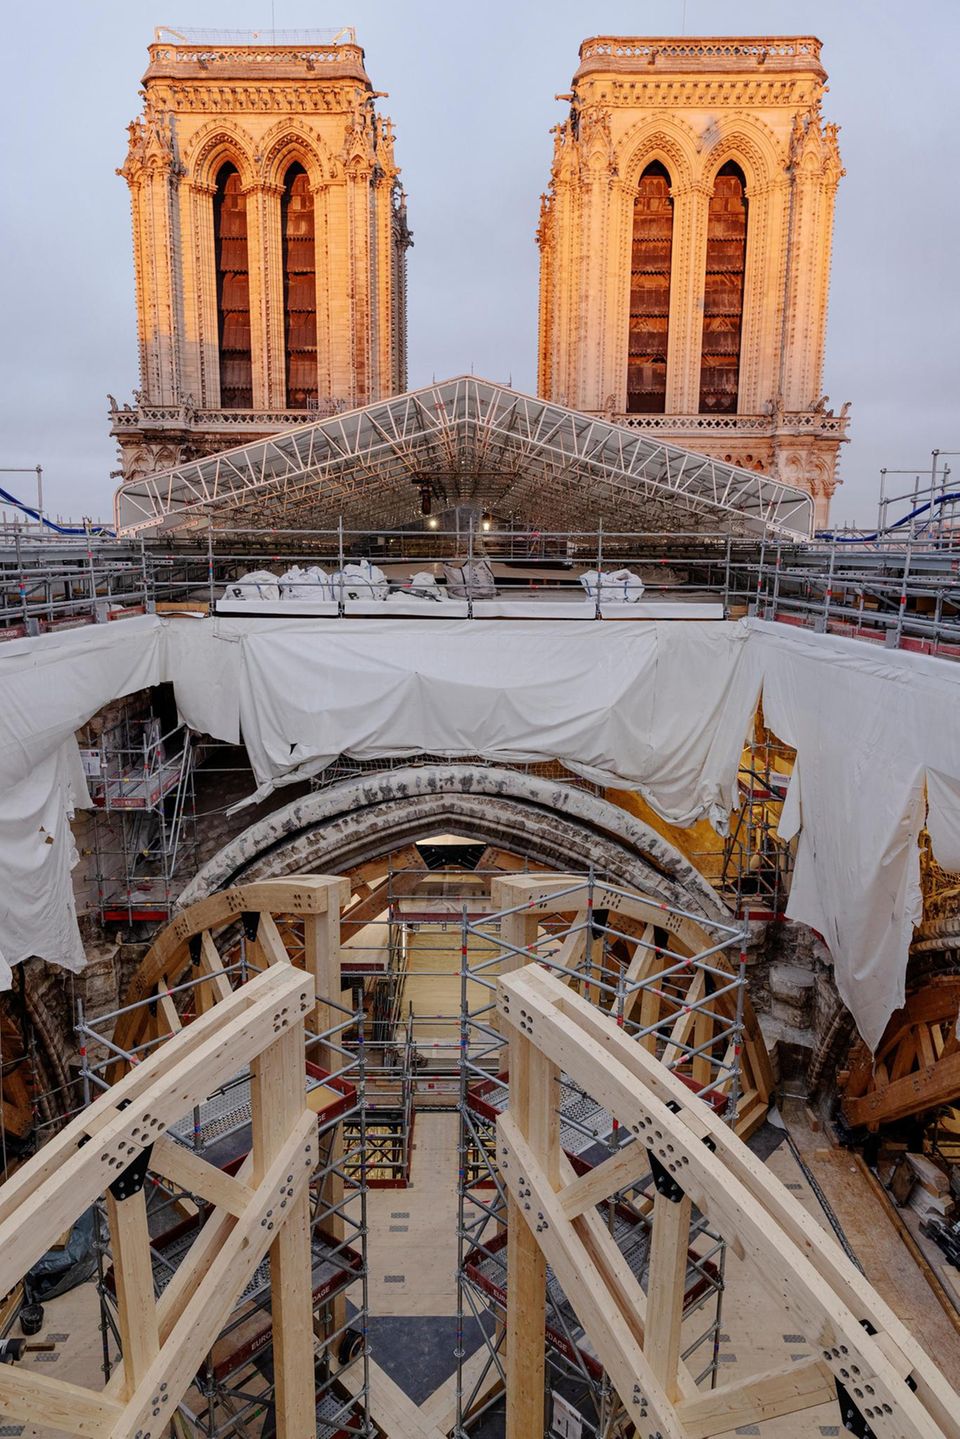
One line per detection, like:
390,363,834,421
113,875,349,1073
491,874,774,1138
498,964,960,1439
0,962,318,1438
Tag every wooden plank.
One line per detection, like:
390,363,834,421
674,1358,835,1438
643,1191,692,1400
0,1366,122,1437
420,1344,503,1434
558,1139,651,1218
844,1049,960,1127
150,1135,255,1218
198,929,233,1004
343,1356,446,1439
105,1187,160,1400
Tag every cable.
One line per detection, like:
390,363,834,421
0,485,114,537
816,490,960,544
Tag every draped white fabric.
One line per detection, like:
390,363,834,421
0,616,164,976
745,621,960,1049
194,617,758,824
1,611,959,1050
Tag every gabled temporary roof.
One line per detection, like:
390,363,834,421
113,376,814,538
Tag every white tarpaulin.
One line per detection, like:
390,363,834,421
0,616,164,975
745,620,960,1050
180,617,759,825
1,610,960,1051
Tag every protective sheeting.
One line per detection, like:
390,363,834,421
0,743,90,982
179,617,759,825
0,616,164,791
0,616,164,976
746,620,960,1050
2,610,960,1052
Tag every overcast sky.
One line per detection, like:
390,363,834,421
1,0,957,526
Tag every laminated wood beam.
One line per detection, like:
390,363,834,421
499,1111,686,1439
674,1359,835,1437
643,1190,692,1400
106,1187,160,1398
497,964,960,1439
110,1111,317,1438
0,965,311,1293
149,1134,255,1218
0,940,318,1439
0,1367,122,1437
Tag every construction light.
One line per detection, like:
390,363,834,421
427,516,439,529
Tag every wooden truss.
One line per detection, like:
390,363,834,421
111,874,350,1073
498,964,960,1439
0,959,319,1438
841,976,960,1128
490,874,773,1139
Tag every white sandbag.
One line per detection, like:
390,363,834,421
389,571,447,603
279,564,331,602
329,560,389,601
442,558,497,599
580,568,645,603
223,570,281,603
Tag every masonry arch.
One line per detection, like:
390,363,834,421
180,765,727,920
186,124,258,193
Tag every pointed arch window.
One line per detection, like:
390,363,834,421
698,162,748,414
626,162,674,415
282,163,318,408
213,163,253,409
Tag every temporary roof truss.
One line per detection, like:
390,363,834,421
0,958,320,1438
113,376,815,539
498,964,960,1439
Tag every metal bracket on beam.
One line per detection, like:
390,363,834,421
108,1143,154,1202
834,1321,916,1437
650,1102,716,1203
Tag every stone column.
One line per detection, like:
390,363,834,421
133,159,183,406
738,177,789,414
666,181,711,414
182,180,218,407
780,122,842,413
345,162,373,406
246,181,285,410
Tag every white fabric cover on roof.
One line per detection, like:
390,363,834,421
1,611,959,1049
187,617,758,821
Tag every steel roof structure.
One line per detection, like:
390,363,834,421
113,376,815,539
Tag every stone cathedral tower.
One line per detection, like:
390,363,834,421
110,28,411,484
537,36,848,527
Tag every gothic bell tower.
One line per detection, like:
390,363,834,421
537,36,848,528
111,27,411,484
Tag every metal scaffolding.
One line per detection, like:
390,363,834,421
454,876,750,1437
83,706,198,924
